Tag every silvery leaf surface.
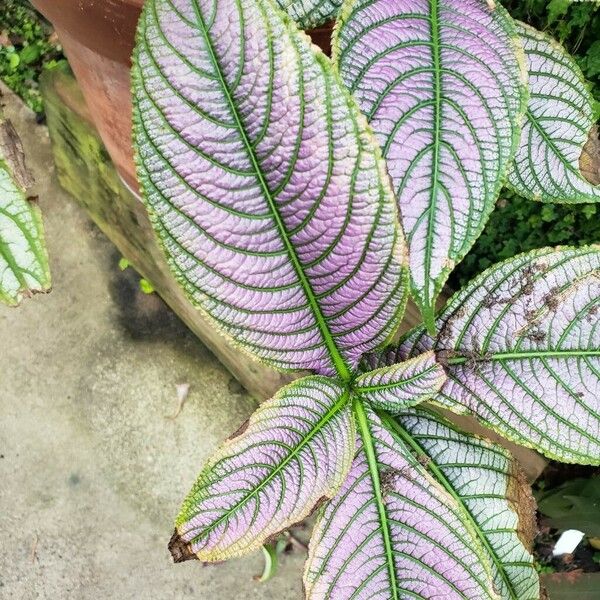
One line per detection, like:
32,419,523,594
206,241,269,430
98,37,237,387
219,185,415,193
353,351,446,413
368,247,600,465
277,0,342,29
387,409,539,600
132,0,408,380
303,403,499,600
333,0,526,331
173,376,354,561
0,120,50,306
508,22,600,203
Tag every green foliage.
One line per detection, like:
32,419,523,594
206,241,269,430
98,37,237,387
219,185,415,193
535,561,556,574
257,538,289,583
118,257,130,271
451,190,600,287
536,476,600,537
0,1,64,115
452,0,600,288
139,278,155,295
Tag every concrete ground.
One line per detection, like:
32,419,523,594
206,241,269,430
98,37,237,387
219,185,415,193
0,86,304,598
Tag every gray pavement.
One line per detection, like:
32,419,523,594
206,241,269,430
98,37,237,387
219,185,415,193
0,85,304,599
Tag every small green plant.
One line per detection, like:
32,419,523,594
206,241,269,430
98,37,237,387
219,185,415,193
535,562,556,575
118,257,130,271
138,278,155,295
0,1,64,115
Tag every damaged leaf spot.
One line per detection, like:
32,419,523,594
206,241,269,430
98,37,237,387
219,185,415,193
507,462,538,553
168,530,198,563
580,125,600,186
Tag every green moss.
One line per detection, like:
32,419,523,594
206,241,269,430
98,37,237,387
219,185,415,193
450,0,600,289
0,1,65,115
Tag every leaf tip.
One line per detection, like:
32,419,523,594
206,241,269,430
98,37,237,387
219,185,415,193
168,530,198,563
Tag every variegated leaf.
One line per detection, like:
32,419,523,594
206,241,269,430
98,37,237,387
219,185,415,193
277,0,342,29
333,0,526,331
353,351,446,413
384,409,539,600
172,376,354,561
304,403,498,600
508,22,600,203
0,119,50,306
132,0,407,380
369,246,600,465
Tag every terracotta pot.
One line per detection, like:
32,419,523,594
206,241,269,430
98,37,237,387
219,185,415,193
31,0,333,192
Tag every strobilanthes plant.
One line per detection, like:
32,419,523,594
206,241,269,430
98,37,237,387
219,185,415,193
131,0,600,597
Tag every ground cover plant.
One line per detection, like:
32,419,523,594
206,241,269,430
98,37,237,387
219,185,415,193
131,0,600,598
0,0,63,117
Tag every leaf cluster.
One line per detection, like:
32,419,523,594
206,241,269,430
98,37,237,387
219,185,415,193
129,1,600,598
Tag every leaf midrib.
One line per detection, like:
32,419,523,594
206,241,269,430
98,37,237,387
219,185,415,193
184,384,351,542
380,411,521,600
187,0,351,381
422,0,443,331
355,364,438,393
354,398,399,600
445,349,600,365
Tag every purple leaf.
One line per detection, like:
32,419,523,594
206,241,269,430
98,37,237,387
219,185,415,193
304,403,498,599
368,246,600,465
508,22,600,203
353,351,446,413
173,376,354,561
333,0,527,331
132,0,408,379
388,408,539,600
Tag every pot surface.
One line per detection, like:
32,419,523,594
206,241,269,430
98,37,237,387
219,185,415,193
33,0,143,65
32,0,145,189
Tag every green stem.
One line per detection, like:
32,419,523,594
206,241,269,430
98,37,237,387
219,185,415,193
445,349,599,365
354,398,399,600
